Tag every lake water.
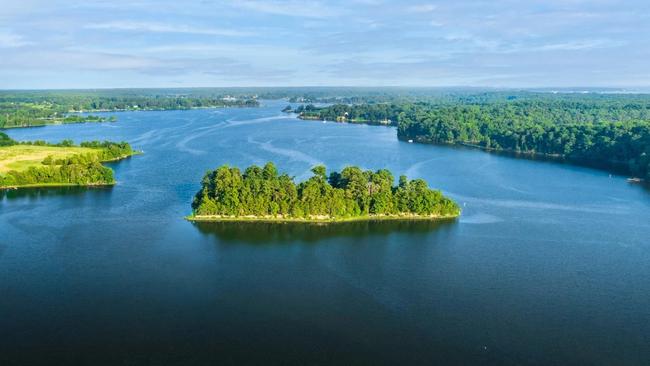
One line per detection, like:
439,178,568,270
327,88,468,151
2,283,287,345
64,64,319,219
2,101,650,365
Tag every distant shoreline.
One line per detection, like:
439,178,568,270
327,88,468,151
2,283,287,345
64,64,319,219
66,105,259,114
1,104,259,130
297,114,394,126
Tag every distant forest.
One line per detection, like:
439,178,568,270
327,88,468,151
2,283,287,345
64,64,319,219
296,93,650,180
0,89,259,128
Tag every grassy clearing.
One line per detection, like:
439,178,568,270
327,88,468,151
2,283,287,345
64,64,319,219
0,145,98,173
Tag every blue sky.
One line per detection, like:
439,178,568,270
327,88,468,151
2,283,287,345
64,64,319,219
1,0,648,89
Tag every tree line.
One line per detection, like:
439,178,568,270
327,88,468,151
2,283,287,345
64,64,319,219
297,96,650,179
397,102,650,180
1,135,134,160
1,154,115,188
0,90,259,128
192,162,460,220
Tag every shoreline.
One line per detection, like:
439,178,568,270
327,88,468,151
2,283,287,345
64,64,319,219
400,136,645,180
0,119,113,130
66,104,259,114
0,105,259,130
100,150,143,163
186,213,460,224
401,136,566,159
297,115,395,126
0,182,115,190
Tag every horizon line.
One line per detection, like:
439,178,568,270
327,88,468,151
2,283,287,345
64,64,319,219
2,85,650,92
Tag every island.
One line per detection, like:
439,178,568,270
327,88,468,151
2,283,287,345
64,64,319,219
189,162,460,222
0,132,138,189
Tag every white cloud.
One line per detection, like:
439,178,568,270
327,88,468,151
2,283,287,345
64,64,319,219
85,21,253,37
233,0,339,18
534,39,622,51
0,30,32,48
350,0,383,5
1,0,649,88
407,4,437,13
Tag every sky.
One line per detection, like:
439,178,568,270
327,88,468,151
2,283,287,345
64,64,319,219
0,0,649,89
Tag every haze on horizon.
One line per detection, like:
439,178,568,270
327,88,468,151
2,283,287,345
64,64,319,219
1,0,649,89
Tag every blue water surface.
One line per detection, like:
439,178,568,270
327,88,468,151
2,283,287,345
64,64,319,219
1,101,649,365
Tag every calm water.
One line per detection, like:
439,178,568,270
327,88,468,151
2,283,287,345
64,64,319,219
2,101,650,365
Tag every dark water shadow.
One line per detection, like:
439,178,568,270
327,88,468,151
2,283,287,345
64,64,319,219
193,218,458,245
0,185,114,202
635,181,650,195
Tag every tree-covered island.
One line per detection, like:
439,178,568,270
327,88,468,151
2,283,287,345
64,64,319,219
0,132,139,189
190,162,460,222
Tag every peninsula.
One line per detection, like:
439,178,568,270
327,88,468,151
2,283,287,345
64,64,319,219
0,132,138,189
293,94,650,181
189,162,460,222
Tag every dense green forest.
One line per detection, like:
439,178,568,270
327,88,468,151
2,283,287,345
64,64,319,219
296,103,404,124
0,89,259,128
7,88,641,130
297,95,650,180
0,136,136,188
398,103,650,179
191,162,460,221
